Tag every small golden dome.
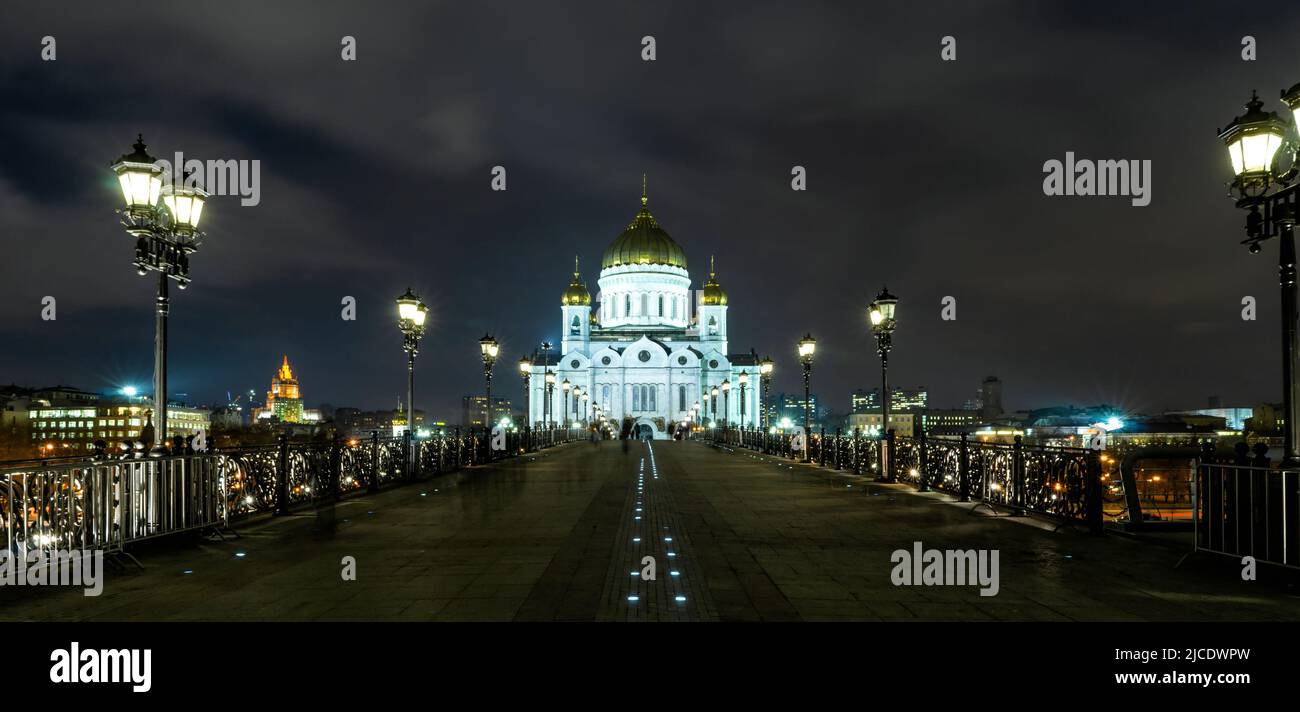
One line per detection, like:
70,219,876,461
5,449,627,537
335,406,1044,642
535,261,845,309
700,256,727,306
561,256,592,306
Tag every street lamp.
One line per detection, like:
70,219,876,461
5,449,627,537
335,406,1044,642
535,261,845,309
759,357,774,428
868,287,899,480
111,135,210,455
561,378,571,429
544,370,556,428
396,289,428,477
479,334,499,443
518,355,533,423
797,333,816,462
572,386,583,426
721,379,731,429
396,288,429,441
1219,90,1300,465
738,370,749,427
710,386,720,426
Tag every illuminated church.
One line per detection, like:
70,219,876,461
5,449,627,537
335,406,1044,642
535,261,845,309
526,182,760,439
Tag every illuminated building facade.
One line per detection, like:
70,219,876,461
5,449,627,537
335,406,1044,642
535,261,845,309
254,356,320,423
524,182,761,439
28,400,210,454
852,387,928,413
463,395,512,430
848,411,916,438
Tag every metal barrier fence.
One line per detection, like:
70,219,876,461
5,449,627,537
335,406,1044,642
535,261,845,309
711,427,1103,533
1,427,578,557
1195,450,1300,569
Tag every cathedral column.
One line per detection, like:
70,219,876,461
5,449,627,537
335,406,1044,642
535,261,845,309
666,365,673,431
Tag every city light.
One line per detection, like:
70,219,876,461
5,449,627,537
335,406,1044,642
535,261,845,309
1092,417,1125,432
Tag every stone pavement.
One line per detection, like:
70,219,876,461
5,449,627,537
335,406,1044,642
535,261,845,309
2,440,1297,621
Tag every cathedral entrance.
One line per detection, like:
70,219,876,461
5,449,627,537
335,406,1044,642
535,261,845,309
633,418,660,440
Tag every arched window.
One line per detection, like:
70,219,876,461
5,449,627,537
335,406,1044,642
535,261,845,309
648,385,656,411
678,385,686,411
641,293,649,316
602,385,610,406
658,295,664,316
632,385,640,411
707,316,718,335
570,315,580,335
624,294,631,316
671,297,677,319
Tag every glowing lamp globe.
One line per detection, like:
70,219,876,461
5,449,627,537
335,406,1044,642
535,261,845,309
111,135,162,212
797,334,817,362
161,184,209,232
1218,92,1287,179
396,288,421,324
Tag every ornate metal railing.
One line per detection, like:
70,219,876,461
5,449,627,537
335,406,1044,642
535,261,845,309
1,427,577,557
709,427,1103,533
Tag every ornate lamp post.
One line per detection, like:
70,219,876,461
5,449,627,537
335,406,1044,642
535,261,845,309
518,356,533,427
561,378,571,429
739,371,749,428
721,379,731,430
479,334,499,443
797,334,817,462
544,370,556,428
759,357,774,428
869,288,899,480
395,287,429,431
111,135,209,455
1219,90,1300,465
572,386,583,426
396,289,429,476
710,386,720,428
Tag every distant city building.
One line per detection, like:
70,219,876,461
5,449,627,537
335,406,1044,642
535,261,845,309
28,398,210,454
253,356,320,423
336,405,427,437
851,387,927,414
1030,416,1232,450
211,394,248,429
463,395,512,430
979,377,1003,419
848,411,916,437
769,392,821,429
920,408,985,435
1245,403,1284,433
1173,407,1252,431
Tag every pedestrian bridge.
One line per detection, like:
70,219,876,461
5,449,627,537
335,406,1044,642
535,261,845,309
2,439,1292,622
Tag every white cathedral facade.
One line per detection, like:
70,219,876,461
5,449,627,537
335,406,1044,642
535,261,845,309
525,186,760,439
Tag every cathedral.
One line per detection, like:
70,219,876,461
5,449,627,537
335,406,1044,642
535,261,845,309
526,183,760,439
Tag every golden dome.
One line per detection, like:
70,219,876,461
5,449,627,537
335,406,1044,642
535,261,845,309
561,257,591,306
600,177,688,270
700,256,727,306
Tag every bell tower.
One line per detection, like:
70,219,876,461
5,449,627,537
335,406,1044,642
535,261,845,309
697,255,729,351
561,256,592,354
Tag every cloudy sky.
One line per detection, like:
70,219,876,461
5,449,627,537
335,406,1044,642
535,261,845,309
1,1,1297,419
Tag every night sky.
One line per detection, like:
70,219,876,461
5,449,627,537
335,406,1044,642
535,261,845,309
2,1,1297,420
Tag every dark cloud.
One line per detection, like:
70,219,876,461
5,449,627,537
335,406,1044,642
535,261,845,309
0,0,1296,419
